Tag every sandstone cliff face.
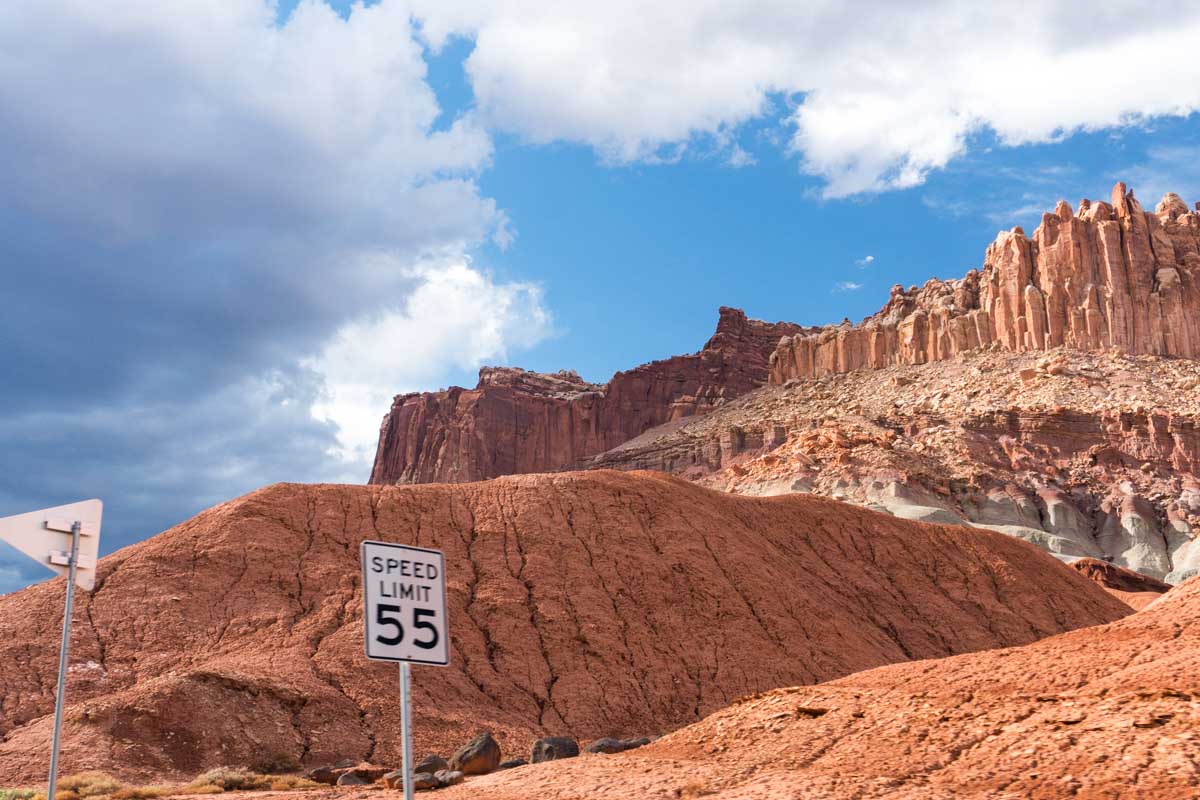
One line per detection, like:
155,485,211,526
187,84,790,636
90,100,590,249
370,308,803,485
0,471,1126,782
770,184,1200,382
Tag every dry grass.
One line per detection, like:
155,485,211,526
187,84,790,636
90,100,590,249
184,769,318,794
3,768,319,800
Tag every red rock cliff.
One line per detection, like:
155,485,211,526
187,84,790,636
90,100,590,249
369,308,803,484
770,183,1200,382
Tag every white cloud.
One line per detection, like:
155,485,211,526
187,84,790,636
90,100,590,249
833,281,863,293
856,255,875,267
307,259,553,471
410,1,1200,196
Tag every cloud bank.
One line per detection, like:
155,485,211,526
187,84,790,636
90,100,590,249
412,1,1200,196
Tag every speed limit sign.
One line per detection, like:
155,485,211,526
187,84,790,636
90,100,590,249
361,540,449,666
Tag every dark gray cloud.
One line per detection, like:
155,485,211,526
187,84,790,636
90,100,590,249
0,1,551,592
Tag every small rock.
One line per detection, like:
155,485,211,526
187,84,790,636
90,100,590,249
531,736,580,763
414,754,449,775
583,737,624,754
382,770,404,790
434,769,465,787
450,731,501,775
497,758,528,770
303,766,338,785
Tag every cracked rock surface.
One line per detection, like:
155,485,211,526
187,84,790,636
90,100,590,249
418,575,1200,800
0,471,1126,782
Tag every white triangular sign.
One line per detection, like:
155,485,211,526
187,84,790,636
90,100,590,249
0,500,103,591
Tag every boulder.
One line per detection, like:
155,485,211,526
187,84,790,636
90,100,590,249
302,766,338,785
382,770,403,790
334,764,389,785
412,772,438,791
621,737,652,751
413,755,449,775
434,770,465,788
531,736,580,763
450,731,501,775
583,737,624,754
497,758,528,770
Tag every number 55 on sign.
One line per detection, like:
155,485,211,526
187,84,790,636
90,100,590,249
361,540,450,666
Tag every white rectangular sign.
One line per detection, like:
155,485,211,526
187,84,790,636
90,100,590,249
361,540,449,666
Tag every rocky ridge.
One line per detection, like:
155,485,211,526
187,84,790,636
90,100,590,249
770,184,1200,382
0,471,1126,783
369,308,804,485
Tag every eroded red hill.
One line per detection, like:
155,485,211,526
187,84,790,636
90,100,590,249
0,471,1128,782
438,576,1200,799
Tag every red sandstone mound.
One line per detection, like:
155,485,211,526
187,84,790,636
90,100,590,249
0,471,1127,783
436,575,1200,800
369,307,804,485
1072,557,1173,609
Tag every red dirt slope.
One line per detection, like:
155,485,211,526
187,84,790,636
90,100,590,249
0,471,1128,783
439,575,1200,799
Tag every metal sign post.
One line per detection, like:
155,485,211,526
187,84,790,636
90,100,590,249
399,663,414,800
47,522,81,800
361,540,449,800
0,499,102,800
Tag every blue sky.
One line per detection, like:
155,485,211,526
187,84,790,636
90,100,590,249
2,1,1200,592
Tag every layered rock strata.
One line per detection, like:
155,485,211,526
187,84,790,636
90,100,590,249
0,471,1126,782
770,184,1200,382
587,348,1200,582
370,308,803,484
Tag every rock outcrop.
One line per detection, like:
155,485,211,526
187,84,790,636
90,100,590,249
436,575,1200,800
369,308,804,485
0,471,1127,783
587,348,1200,581
1070,557,1172,609
770,184,1200,382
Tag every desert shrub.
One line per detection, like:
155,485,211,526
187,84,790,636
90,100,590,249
0,789,38,800
57,775,122,799
187,769,269,793
109,787,171,800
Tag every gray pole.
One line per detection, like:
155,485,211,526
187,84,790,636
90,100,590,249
399,662,413,800
47,521,81,800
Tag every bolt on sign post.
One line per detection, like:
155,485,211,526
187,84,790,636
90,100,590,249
361,541,449,800
0,499,103,800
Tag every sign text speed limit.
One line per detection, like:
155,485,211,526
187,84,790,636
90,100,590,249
361,540,449,666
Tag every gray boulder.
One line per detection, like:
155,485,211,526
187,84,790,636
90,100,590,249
434,770,465,787
498,758,528,770
414,754,450,775
531,736,580,763
412,772,439,790
583,737,624,754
